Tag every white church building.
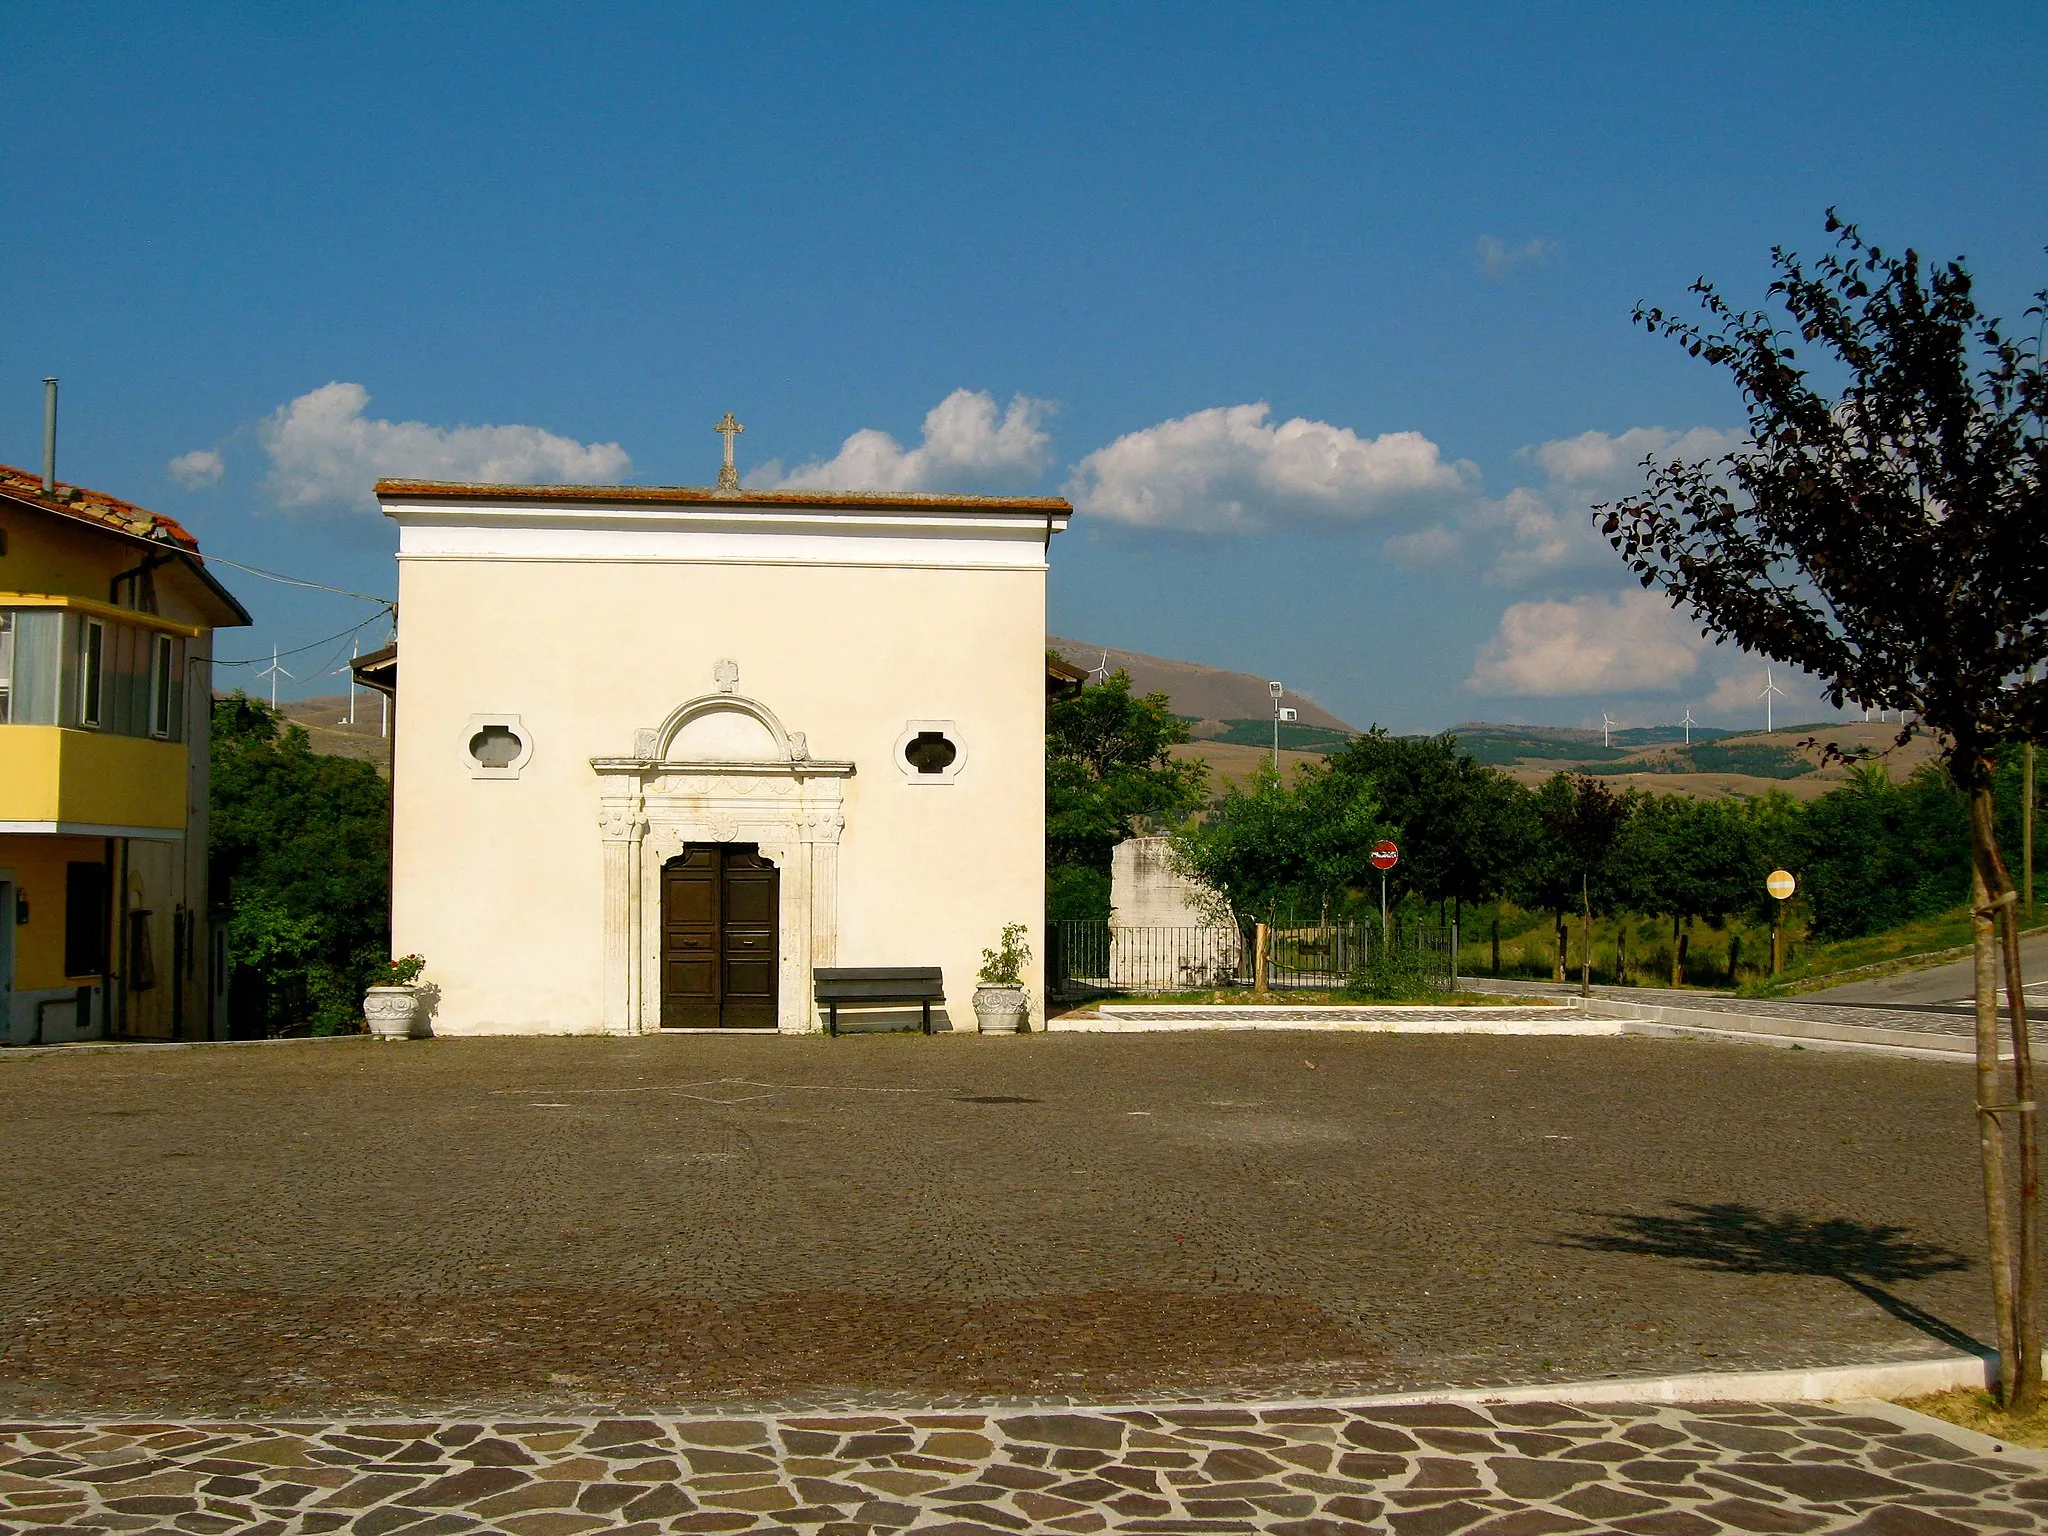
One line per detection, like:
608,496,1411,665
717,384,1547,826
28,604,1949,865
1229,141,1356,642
373,433,1069,1035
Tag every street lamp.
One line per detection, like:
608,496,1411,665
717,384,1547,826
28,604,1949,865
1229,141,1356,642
1268,680,1290,772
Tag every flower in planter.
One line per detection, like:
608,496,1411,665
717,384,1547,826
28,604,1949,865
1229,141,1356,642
387,954,426,987
978,924,1030,987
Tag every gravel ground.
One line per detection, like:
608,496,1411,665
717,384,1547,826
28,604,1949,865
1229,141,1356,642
0,1031,2001,1417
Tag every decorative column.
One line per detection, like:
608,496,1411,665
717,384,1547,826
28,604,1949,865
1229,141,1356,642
599,801,643,1033
803,800,844,1033
626,817,646,1033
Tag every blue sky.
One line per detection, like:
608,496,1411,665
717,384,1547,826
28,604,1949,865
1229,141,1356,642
6,2,2044,731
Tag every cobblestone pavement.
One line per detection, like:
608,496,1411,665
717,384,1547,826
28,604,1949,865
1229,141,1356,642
0,1033,2000,1415
5,1400,2045,1534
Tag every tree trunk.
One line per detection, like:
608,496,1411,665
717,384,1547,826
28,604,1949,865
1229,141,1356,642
1616,922,1628,986
1491,917,1500,978
1973,858,2021,1405
1728,934,1742,985
1553,910,1565,982
1670,914,1683,987
1972,778,2039,1409
1580,873,1592,997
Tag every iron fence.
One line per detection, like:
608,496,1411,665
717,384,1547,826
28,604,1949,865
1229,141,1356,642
1046,918,1456,999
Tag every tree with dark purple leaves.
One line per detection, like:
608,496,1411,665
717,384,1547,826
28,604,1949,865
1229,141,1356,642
1603,214,2047,1408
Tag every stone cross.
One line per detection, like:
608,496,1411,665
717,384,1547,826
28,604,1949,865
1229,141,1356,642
714,412,744,492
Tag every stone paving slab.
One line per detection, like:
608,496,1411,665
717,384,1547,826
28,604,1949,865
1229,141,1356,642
4,1399,2045,1534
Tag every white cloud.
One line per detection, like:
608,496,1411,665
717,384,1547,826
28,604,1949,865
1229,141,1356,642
1383,523,1462,569
1066,403,1471,535
1468,590,1711,696
766,389,1053,492
1703,667,1817,721
167,449,224,489
258,382,631,513
1532,425,1745,490
1385,425,1746,587
1472,486,1591,586
1476,235,1552,282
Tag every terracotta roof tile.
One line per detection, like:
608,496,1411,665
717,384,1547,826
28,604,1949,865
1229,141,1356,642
0,461,201,551
373,478,1072,513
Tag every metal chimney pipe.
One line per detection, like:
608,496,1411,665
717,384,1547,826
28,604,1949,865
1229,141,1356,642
42,377,59,492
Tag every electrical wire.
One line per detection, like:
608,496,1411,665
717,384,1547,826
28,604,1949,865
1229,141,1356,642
192,550,394,607
215,611,393,669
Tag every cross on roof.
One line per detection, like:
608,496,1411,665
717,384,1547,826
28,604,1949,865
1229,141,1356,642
714,412,744,492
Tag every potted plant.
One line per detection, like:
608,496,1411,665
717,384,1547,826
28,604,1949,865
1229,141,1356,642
364,954,426,1040
973,923,1031,1035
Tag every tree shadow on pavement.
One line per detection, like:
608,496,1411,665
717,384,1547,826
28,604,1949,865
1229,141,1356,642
1558,1201,1985,1355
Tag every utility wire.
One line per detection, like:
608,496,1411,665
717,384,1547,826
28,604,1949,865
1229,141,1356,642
193,550,394,607
215,611,392,669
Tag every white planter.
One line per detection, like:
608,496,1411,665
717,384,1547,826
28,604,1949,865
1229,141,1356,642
363,985,423,1040
973,983,1028,1035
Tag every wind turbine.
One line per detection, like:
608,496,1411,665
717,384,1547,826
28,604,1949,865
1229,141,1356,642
1601,711,1616,748
1759,667,1785,734
257,646,294,711
1681,707,1697,746
329,636,360,726
1089,649,1111,685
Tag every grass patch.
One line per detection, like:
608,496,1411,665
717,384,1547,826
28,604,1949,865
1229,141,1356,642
1897,1387,2048,1449
1742,903,2047,995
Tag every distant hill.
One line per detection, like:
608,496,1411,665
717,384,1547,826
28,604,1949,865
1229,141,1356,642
1048,636,1357,736
277,693,392,774
1443,721,1736,767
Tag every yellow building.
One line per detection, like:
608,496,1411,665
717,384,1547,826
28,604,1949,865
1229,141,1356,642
1,461,249,1044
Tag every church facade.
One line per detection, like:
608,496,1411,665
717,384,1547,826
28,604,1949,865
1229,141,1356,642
375,468,1069,1035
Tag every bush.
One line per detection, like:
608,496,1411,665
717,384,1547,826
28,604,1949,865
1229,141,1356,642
1344,945,1444,1001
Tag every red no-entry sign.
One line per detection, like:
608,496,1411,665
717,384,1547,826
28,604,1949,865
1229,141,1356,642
1371,840,1399,871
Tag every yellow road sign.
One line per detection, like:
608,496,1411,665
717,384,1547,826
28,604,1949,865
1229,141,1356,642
1767,869,1797,900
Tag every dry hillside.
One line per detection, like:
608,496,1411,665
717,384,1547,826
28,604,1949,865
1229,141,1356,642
1048,635,1355,735
279,693,393,774
1494,719,1944,801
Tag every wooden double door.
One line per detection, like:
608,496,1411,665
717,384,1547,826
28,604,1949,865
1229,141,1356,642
660,845,779,1029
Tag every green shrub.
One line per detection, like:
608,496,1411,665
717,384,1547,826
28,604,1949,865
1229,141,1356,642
1344,946,1444,1001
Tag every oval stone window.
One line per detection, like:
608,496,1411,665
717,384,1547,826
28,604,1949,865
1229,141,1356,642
463,715,533,779
903,730,958,775
469,725,523,769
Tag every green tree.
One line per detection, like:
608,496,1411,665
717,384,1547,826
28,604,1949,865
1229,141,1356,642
1510,774,1629,986
1046,666,1208,919
211,692,391,1034
1796,765,1971,940
1171,762,1387,924
1329,729,1535,923
1605,214,2048,1404
1615,795,1762,985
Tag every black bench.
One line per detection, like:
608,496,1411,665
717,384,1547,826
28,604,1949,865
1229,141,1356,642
813,967,945,1036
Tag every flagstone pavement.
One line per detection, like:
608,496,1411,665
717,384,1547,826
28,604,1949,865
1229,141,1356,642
6,1399,2045,1535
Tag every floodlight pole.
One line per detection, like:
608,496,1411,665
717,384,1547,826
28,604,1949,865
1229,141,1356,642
1269,679,1283,773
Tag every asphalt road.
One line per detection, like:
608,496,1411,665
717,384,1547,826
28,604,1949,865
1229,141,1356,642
1806,931,2048,1014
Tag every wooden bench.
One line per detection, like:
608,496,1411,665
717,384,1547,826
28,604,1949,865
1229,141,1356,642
813,967,945,1036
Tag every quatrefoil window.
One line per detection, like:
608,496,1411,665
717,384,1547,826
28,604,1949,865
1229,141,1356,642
893,720,966,785
464,714,533,780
